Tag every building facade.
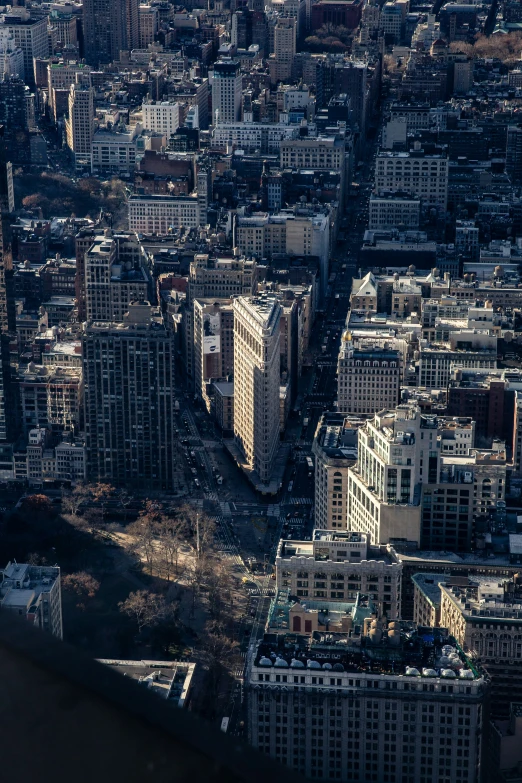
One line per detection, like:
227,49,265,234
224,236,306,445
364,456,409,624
276,530,402,618
233,295,281,488
82,302,178,490
337,334,401,416
247,624,487,783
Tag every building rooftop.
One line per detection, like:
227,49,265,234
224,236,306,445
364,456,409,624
252,623,484,682
314,412,362,460
277,529,398,565
440,574,522,621
0,562,60,611
267,589,377,633
97,659,195,708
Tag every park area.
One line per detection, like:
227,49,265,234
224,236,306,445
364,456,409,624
0,487,248,721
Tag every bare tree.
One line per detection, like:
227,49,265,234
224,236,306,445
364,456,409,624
116,488,133,523
157,516,185,581
118,589,165,633
63,571,100,610
206,562,234,622
176,505,216,559
91,482,115,526
62,483,91,518
127,503,164,575
202,620,239,702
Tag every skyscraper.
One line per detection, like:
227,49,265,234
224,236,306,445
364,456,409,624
82,0,139,66
82,301,178,490
0,127,17,443
233,295,281,489
0,75,30,165
65,72,94,171
211,59,242,124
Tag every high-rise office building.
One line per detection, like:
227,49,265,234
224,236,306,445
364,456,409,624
233,295,281,488
0,10,48,88
83,0,139,66
82,301,178,489
506,125,522,183
84,231,150,323
212,59,242,124
347,403,506,551
247,624,488,782
312,412,360,529
0,127,16,443
65,72,94,171
0,72,31,165
270,17,296,84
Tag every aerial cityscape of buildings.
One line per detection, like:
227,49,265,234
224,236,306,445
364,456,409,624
5,0,522,776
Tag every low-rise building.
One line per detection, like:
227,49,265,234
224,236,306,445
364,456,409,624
369,191,420,230
0,561,62,638
276,530,402,618
128,193,199,234
440,574,522,718
97,659,195,708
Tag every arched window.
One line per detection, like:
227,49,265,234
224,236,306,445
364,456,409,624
293,615,301,632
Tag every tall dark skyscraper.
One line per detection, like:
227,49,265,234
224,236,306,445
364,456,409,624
82,302,179,490
0,76,30,165
83,0,139,66
0,126,18,443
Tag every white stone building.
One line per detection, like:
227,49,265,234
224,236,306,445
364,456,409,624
233,295,281,488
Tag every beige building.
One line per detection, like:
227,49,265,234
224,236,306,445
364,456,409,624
439,575,522,718
128,194,199,234
233,295,281,488
142,99,180,137
185,254,256,384
347,404,426,545
312,412,360,529
65,72,94,170
247,624,488,783
138,5,159,47
193,299,234,411
375,149,448,210
337,333,401,415
276,530,402,618
280,136,345,171
48,61,91,121
269,17,296,84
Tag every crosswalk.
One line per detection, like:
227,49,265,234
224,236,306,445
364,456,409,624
220,501,232,515
205,491,219,501
288,497,313,505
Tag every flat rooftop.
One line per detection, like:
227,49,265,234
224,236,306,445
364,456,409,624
253,625,482,681
97,660,196,708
